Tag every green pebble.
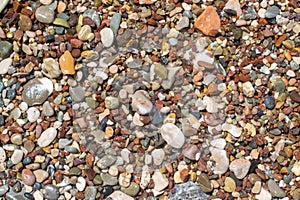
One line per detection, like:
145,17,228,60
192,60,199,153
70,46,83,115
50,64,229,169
53,18,70,28
0,41,13,59
69,167,82,175
85,97,99,109
121,182,140,196
93,175,103,185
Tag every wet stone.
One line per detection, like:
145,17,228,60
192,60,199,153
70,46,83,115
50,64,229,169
267,179,286,198
85,186,97,200
121,182,140,196
110,13,121,35
101,173,118,186
197,173,212,193
264,96,275,110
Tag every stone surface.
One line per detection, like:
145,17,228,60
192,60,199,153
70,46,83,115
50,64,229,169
197,173,213,193
210,147,229,174
152,170,169,193
242,81,255,97
0,58,12,75
194,6,220,36
22,169,36,186
229,158,251,179
105,96,120,109
224,177,236,193
0,41,13,59
11,149,23,164
44,185,59,200
107,191,134,200
22,77,53,106
0,147,6,162
265,6,280,19
37,127,57,147
160,123,185,148
59,50,75,75
222,123,242,137
0,0,9,13
151,149,165,165
0,185,9,196
168,182,209,200
223,0,242,16
292,161,300,176
33,169,49,183
42,58,61,78
27,107,40,122
110,13,121,35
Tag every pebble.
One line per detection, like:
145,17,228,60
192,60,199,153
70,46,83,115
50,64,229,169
42,101,54,116
210,147,229,174
76,176,86,191
69,86,85,102
267,179,286,197
242,81,255,97
168,182,208,199
131,90,153,115
223,0,242,16
37,127,57,147
194,6,220,36
290,91,300,103
229,158,251,179
44,185,59,200
105,96,119,110
33,169,49,183
41,58,61,78
252,181,262,194
35,6,55,24
85,186,97,200
197,173,213,192
182,144,200,160
265,6,280,18
22,169,36,186
110,13,121,35
101,173,118,186
83,9,101,27
0,0,9,13
108,191,134,200
121,182,140,196
152,170,169,194
53,18,70,28
0,41,13,59
11,133,22,145
292,161,300,176
224,177,236,193
160,123,185,148
151,149,165,165
264,96,275,110
78,25,94,41
0,147,6,162
59,50,75,75
27,107,40,122
11,149,23,164
0,58,11,75
176,16,189,31
18,14,33,31
222,123,242,137
21,77,53,106
100,28,114,47
0,185,9,196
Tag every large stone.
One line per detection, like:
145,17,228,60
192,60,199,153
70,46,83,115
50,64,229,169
194,6,220,36
152,170,168,194
35,6,55,24
229,158,251,179
168,182,208,200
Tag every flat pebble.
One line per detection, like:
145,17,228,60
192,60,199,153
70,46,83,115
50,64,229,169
44,185,59,200
267,179,286,197
100,28,114,47
22,169,36,186
0,58,12,75
160,123,185,148
229,158,251,179
27,107,40,122
35,6,55,24
11,149,23,164
224,177,236,193
152,170,169,193
132,90,153,115
151,149,165,165
33,169,49,183
37,127,57,147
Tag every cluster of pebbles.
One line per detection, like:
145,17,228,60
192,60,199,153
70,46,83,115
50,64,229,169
0,0,300,199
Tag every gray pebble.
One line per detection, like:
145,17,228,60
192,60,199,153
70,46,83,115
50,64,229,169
44,184,59,200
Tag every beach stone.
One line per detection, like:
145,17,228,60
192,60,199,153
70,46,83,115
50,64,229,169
33,169,49,183
154,63,168,79
290,91,300,103
100,28,114,47
256,187,272,200
59,50,75,75
121,182,140,196
11,149,23,164
210,138,226,150
210,147,229,174
222,123,242,137
197,173,212,193
194,6,220,36
108,191,134,200
252,181,262,194
27,107,40,122
101,173,118,186
0,41,13,59
242,81,255,97
0,185,9,196
224,177,236,193
119,172,131,187
78,25,94,41
0,147,6,162
182,144,200,160
110,13,121,35
53,18,70,28
168,182,208,200
265,6,280,19
242,6,257,20
203,96,218,113
18,14,32,31
85,186,97,200
22,169,35,186
42,58,61,78
83,9,101,27
105,96,119,109
22,77,53,106
223,0,242,16
44,185,59,200
0,0,9,13
267,179,286,197
292,161,300,176
264,96,275,110
42,101,54,116
76,176,86,191
35,6,55,23
160,123,185,149
176,16,189,31
37,127,57,147
97,155,116,169
69,86,85,102
293,189,300,200
0,58,12,75
153,170,169,193
131,90,153,115
229,158,251,179
151,149,165,165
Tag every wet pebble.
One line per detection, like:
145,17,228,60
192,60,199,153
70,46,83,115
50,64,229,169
35,6,55,23
37,127,57,147
44,185,59,200
22,169,36,186
160,123,185,148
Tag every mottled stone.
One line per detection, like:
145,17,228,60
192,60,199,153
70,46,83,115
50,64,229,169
22,169,35,186
44,185,59,200
229,158,251,179
267,179,286,198
160,123,185,148
168,182,208,200
210,147,229,174
194,6,220,36
131,90,153,115
35,6,55,23
0,41,13,59
37,127,57,147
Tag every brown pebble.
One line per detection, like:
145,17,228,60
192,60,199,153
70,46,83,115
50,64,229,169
290,91,300,103
71,49,81,58
22,169,36,186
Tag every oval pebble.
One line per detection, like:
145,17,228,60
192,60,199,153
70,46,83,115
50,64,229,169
37,127,57,147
